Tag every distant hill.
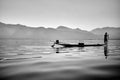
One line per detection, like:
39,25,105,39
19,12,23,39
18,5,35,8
0,22,99,40
0,22,119,40
91,27,120,39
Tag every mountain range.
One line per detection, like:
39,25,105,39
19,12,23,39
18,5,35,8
0,22,120,40
91,27,120,39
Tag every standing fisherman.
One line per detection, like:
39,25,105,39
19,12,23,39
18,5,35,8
104,32,109,45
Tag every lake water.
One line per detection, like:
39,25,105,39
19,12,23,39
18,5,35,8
0,39,120,80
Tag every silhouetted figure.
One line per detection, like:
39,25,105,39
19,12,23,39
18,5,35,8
104,45,108,59
104,32,109,45
55,40,59,44
51,40,60,47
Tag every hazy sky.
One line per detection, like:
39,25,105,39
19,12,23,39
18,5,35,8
0,0,120,31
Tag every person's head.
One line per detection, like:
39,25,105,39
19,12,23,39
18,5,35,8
105,32,107,35
56,40,59,44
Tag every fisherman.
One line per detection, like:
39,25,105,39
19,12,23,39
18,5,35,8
104,32,109,45
55,40,59,44
51,40,59,47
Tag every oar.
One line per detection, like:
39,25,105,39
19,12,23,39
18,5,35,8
51,43,55,47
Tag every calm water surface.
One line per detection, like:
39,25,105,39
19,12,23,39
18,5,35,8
0,39,120,80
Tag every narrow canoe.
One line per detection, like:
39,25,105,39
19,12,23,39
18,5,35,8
56,43,104,47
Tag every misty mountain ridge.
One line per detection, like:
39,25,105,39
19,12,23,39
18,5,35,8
91,27,120,39
0,22,119,40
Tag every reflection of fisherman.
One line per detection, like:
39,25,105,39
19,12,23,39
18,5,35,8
104,32,109,45
104,45,108,59
56,48,59,53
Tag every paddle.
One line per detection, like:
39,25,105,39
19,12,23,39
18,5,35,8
51,42,55,47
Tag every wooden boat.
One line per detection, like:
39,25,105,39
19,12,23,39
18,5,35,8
52,43,104,47
52,32,108,48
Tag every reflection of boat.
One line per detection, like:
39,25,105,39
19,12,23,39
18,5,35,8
52,43,104,48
